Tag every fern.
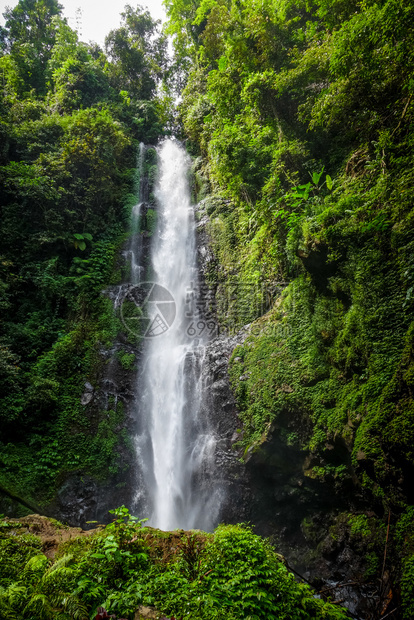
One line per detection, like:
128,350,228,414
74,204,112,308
61,593,89,619
42,566,76,593
0,586,20,620
6,583,28,609
44,554,74,575
23,592,54,619
0,552,87,620
22,554,49,585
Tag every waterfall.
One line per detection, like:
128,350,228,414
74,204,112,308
111,143,145,310
128,139,220,531
129,143,145,286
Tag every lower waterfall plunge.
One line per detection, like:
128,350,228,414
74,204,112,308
130,139,222,531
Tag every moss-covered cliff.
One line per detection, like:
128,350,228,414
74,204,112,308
168,0,414,615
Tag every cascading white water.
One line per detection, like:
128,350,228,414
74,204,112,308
129,143,145,285
129,203,142,285
133,139,220,531
111,143,146,310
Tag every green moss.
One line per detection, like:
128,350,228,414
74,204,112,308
116,348,136,370
228,206,412,503
145,208,157,235
401,555,414,619
348,514,371,538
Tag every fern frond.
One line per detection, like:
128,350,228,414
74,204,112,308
0,589,19,620
61,593,89,620
22,554,49,584
23,592,53,620
42,565,75,588
45,554,74,575
41,555,76,595
6,583,28,609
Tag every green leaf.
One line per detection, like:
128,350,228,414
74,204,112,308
311,167,325,185
326,174,333,190
78,241,86,251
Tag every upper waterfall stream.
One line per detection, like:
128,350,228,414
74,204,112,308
126,139,221,531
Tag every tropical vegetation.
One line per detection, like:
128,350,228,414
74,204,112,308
1,0,414,616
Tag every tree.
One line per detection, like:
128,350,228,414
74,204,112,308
2,0,63,95
105,4,167,100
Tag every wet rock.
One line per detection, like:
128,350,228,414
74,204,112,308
81,392,93,405
231,429,242,443
196,328,252,525
56,474,98,526
80,381,95,405
239,373,250,381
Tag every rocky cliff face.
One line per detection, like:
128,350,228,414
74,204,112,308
53,336,140,527
198,332,250,525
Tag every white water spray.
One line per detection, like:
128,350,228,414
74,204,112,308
133,140,220,531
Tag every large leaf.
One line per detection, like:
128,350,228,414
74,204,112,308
326,174,333,190
311,167,325,186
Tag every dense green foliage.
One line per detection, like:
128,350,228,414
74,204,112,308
0,511,350,619
165,0,414,614
0,0,167,508
170,0,414,499
2,0,414,614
